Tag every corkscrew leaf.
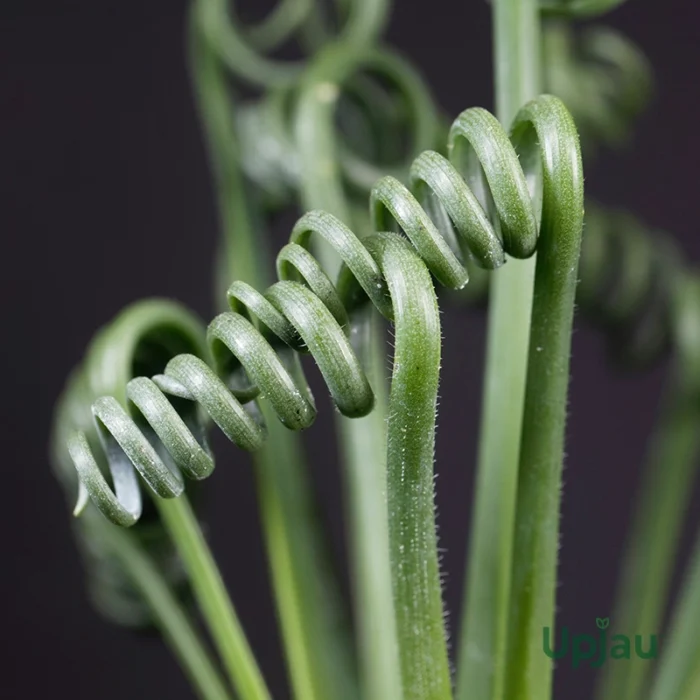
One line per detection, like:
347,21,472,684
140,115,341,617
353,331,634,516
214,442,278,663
64,84,585,700
578,204,679,368
232,43,441,213
294,41,440,272
196,0,390,89
289,41,443,700
244,0,313,52
289,41,428,700
52,299,272,699
53,5,699,700
543,21,652,152
504,93,584,700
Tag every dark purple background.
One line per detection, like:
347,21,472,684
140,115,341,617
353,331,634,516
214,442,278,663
2,0,699,698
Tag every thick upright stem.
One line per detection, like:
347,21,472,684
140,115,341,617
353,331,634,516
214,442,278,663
365,232,452,700
494,0,541,122
503,96,583,700
457,2,540,699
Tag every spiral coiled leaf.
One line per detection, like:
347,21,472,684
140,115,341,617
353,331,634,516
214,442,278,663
63,95,581,528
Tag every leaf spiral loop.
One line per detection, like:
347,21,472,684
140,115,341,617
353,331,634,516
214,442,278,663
577,203,685,368
65,94,581,527
235,44,439,208
542,20,652,150
50,300,209,625
196,0,389,88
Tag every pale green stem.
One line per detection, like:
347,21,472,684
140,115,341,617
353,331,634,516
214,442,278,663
157,497,271,700
363,231,452,700
595,377,700,700
337,311,398,700
91,512,233,700
651,529,700,700
457,1,540,698
294,44,402,700
503,98,583,700
597,275,700,700
254,409,359,700
190,7,358,699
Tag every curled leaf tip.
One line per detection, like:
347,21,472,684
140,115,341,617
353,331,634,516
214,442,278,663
73,481,90,517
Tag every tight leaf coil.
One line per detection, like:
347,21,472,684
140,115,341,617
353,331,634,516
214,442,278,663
63,95,582,531
51,301,209,626
542,20,652,150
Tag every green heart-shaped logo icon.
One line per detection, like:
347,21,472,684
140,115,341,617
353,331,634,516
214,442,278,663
596,617,610,630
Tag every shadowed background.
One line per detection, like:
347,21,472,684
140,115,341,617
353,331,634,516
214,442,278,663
2,0,699,698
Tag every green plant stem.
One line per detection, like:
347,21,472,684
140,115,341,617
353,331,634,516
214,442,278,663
597,274,700,700
336,315,399,700
190,10,358,700
364,231,452,700
254,413,360,700
457,1,540,698
157,496,271,700
503,103,583,700
189,2,269,306
294,44,402,700
595,382,700,700
651,527,700,700
91,512,233,700
646,277,700,700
